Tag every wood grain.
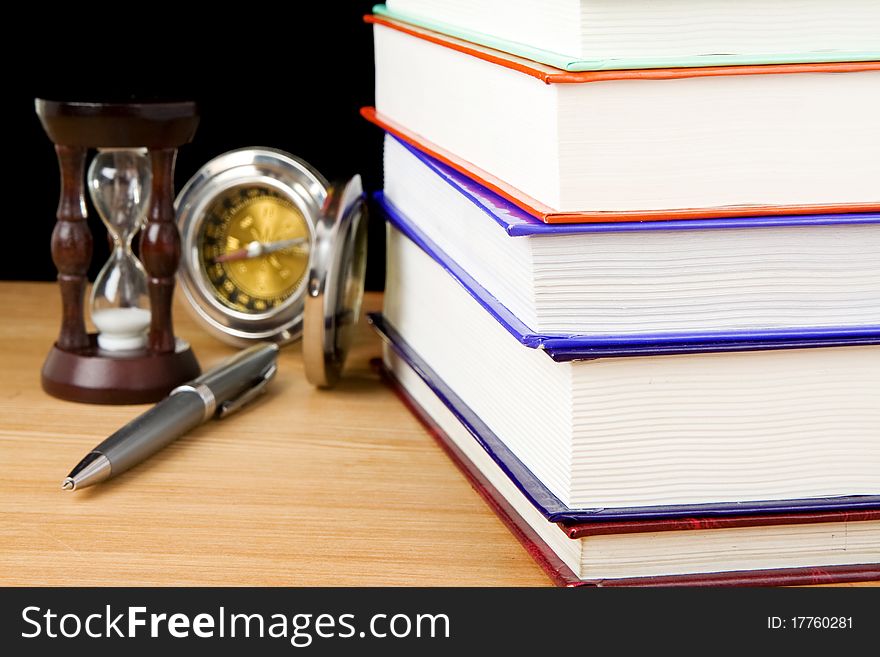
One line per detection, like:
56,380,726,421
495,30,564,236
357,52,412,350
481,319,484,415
0,282,549,586
50,145,91,352
0,282,873,587
141,148,180,354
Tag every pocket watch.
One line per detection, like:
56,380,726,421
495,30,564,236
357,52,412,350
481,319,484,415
175,148,367,381
303,175,369,387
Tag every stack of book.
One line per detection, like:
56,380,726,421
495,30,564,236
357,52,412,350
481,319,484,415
363,1,880,586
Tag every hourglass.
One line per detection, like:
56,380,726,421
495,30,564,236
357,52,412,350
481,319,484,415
88,149,152,352
35,99,201,404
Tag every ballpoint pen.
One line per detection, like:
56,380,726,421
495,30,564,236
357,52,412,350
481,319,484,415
61,342,279,491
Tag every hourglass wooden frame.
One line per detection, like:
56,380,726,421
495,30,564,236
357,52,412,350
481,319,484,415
35,100,201,404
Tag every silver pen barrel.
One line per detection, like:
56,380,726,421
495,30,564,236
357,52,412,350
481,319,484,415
62,343,279,491
64,392,207,490
190,343,279,403
107,393,208,472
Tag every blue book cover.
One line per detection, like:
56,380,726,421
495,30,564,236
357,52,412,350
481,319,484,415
370,313,880,523
390,134,880,237
377,188,880,361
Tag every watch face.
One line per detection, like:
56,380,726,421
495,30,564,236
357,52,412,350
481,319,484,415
176,148,329,346
199,185,310,314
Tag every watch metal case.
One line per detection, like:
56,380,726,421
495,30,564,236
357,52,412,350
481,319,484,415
303,175,369,388
175,148,328,346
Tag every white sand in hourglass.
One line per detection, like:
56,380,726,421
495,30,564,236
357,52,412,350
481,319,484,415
93,307,152,351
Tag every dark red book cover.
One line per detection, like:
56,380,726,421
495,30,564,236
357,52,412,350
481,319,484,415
372,358,880,587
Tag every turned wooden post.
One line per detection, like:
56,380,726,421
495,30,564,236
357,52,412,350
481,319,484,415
141,148,180,354
51,145,92,352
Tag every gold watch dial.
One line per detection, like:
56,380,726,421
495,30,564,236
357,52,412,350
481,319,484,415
199,186,311,314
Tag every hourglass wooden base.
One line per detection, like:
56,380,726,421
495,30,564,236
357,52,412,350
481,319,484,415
42,336,200,405
35,99,202,405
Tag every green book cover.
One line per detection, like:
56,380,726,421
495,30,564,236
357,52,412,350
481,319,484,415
373,4,880,72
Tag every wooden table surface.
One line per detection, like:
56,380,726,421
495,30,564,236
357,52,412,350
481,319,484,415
0,282,873,587
0,282,550,586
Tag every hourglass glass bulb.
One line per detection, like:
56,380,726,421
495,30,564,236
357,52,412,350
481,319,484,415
88,148,152,244
88,149,153,352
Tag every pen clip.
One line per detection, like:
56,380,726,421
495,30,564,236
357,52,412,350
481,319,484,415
216,363,278,419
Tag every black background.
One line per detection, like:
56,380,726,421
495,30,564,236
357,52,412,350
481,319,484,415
3,1,385,288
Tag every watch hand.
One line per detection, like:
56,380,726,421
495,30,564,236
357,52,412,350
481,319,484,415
261,237,309,256
214,237,308,263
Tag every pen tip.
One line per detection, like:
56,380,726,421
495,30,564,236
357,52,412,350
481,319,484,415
61,479,75,491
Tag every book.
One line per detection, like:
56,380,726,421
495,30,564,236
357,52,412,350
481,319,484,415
380,221,880,514
371,311,880,522
375,1,880,71
375,332,880,585
382,133,880,341
367,15,880,222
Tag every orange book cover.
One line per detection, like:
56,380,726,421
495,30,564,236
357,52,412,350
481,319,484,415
365,15,880,224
